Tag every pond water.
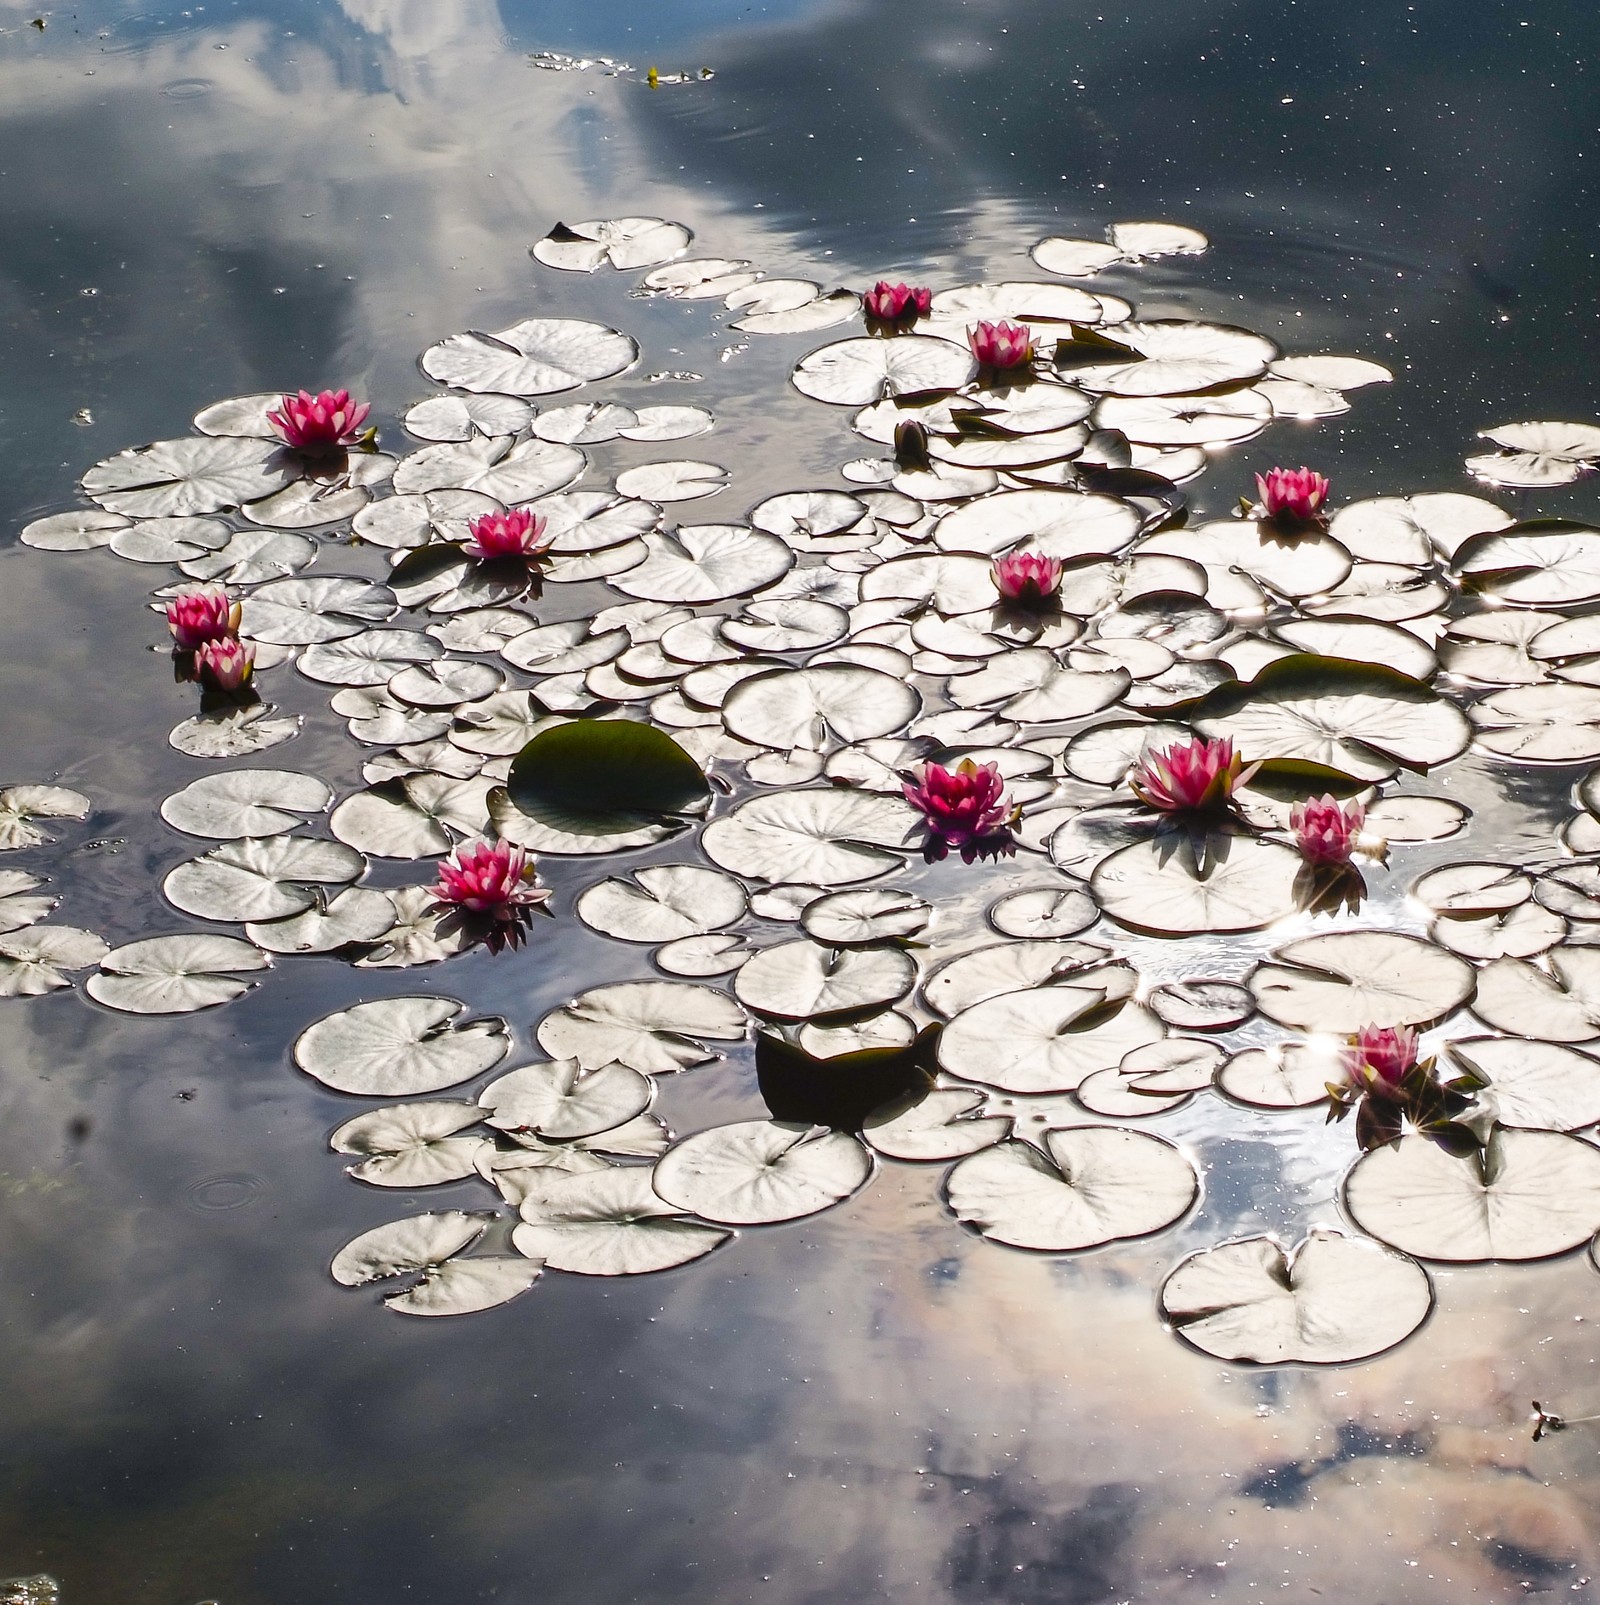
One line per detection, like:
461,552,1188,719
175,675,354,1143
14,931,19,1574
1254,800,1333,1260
4,0,1600,1600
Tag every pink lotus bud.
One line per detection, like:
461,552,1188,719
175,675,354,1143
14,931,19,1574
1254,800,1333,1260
992,551,1064,607
967,320,1035,370
863,281,933,325
1292,794,1365,866
266,388,372,451
1255,466,1330,525
432,838,550,919
1345,1025,1418,1095
462,507,551,562
903,758,1017,860
1130,736,1255,814
166,584,241,650
194,635,254,692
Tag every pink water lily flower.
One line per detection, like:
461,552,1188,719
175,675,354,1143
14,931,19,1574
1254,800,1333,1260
463,507,551,562
992,551,1064,607
166,583,241,649
903,758,1018,860
1292,795,1365,865
433,838,550,918
1256,466,1330,525
1130,736,1255,814
194,635,254,692
267,388,372,452
967,320,1035,371
1345,1024,1419,1095
863,281,932,326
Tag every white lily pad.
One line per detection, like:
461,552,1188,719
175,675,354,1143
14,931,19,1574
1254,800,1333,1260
294,996,509,1095
1470,951,1600,1041
480,1058,654,1140
576,864,747,943
944,1127,1197,1250
861,1087,1010,1162
0,785,92,851
606,524,793,603
168,704,303,760
0,926,111,997
937,988,1164,1092
792,336,976,406
330,1102,490,1188
1250,931,1475,1032
531,217,690,272
385,1257,544,1316
421,317,638,396
1161,1232,1432,1364
653,1119,872,1224
733,939,917,1020
1345,1130,1600,1262
164,835,365,922
1216,1041,1344,1108
160,769,332,839
85,933,270,1013
723,664,920,751
82,435,295,518
703,789,915,885
511,1168,731,1276
535,981,747,1074
1093,833,1303,936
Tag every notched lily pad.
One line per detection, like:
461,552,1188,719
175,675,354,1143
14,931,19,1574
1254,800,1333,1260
1161,1231,1433,1364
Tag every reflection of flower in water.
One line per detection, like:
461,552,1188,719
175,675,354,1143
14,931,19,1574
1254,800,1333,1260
1291,794,1364,866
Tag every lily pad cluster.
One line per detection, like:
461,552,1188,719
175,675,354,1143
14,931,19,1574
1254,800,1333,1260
15,214,1600,1362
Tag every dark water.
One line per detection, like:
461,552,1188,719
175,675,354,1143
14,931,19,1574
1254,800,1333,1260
3,0,1600,1600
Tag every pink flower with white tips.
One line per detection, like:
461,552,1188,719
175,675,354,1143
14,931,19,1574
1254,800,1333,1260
166,584,241,650
1129,736,1255,815
863,281,932,326
266,388,372,452
1255,466,1330,526
462,508,551,562
967,320,1035,371
1344,1025,1419,1096
433,839,549,918
194,635,254,692
903,759,1018,861
1292,795,1365,866
992,551,1064,607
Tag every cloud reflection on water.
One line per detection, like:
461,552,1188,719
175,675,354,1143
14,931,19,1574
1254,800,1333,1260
1,0,1600,1599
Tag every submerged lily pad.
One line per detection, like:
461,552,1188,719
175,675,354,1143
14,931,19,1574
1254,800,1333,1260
0,786,91,851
